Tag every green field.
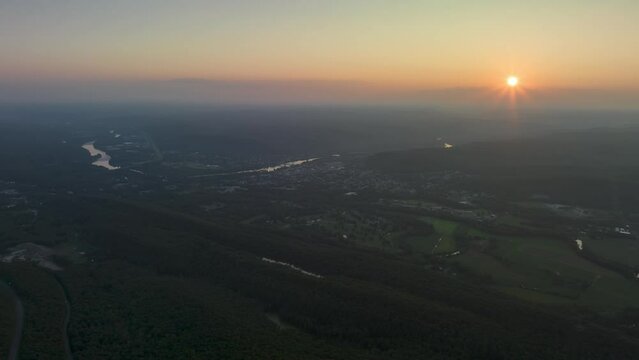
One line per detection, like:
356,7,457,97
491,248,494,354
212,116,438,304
419,217,460,254
451,232,639,311
584,236,639,268
398,235,440,253
495,214,525,227
360,213,639,312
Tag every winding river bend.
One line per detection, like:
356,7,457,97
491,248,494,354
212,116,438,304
82,141,119,170
192,157,319,178
236,158,319,174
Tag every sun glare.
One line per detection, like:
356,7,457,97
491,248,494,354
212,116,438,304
507,76,519,87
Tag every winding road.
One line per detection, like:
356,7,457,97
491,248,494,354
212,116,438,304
0,281,24,360
53,275,74,360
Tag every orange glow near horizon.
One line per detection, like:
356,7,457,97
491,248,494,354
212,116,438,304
1,1,638,106
485,74,531,111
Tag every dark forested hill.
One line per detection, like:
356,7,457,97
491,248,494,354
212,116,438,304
4,196,636,359
2,111,639,359
368,128,639,209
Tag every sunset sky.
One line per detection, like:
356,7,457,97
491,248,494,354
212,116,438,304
1,1,638,106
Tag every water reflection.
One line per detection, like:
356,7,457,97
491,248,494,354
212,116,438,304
82,141,120,170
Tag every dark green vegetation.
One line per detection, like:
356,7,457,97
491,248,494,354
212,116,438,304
370,129,639,210
2,106,639,358
0,264,68,360
5,196,639,359
0,280,18,359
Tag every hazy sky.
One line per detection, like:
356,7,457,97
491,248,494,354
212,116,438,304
1,0,638,106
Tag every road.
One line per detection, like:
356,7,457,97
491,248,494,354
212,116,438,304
54,276,74,360
0,281,23,360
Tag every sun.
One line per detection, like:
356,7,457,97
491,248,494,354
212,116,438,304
507,76,519,87
498,74,527,109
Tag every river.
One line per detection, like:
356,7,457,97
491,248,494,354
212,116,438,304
81,141,120,170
